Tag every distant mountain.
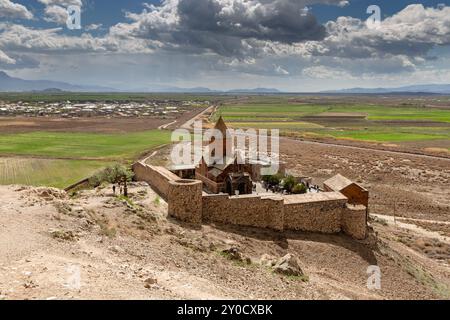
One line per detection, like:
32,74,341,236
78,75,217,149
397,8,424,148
0,71,284,93
322,84,450,94
130,85,280,93
150,86,220,93
32,88,64,93
227,87,281,93
0,71,116,92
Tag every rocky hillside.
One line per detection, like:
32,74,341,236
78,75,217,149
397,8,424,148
0,183,449,300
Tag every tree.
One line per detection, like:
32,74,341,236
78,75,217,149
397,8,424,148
89,164,134,196
105,164,134,197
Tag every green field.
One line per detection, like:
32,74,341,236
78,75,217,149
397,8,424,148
216,102,450,143
2,94,450,188
0,157,110,189
228,121,324,130
216,104,450,123
319,128,450,142
0,130,172,160
0,130,172,188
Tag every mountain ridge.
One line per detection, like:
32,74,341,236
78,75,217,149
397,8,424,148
0,71,280,93
2,71,450,94
0,71,116,92
322,84,450,94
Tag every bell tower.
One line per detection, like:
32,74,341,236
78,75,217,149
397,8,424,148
213,116,230,158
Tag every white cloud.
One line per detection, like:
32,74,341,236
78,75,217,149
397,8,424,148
300,4,450,61
38,0,82,6
274,64,289,75
43,5,69,25
2,1,450,90
302,66,352,79
0,0,33,19
38,0,83,26
0,22,155,55
110,0,350,57
0,49,16,64
86,24,103,31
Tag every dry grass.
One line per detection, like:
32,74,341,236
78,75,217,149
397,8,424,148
397,233,450,262
402,219,450,237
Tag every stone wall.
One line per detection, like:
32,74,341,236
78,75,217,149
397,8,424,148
168,179,203,224
202,194,284,230
283,192,347,234
133,162,368,239
195,172,223,193
132,162,180,199
200,191,366,237
341,204,367,240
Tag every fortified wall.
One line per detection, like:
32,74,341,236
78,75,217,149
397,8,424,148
132,162,368,239
132,162,180,199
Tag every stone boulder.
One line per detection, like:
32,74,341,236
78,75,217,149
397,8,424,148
260,254,277,268
31,187,67,201
222,247,244,261
274,254,304,277
222,247,251,264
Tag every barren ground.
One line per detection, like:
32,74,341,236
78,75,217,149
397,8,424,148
1,103,450,300
1,181,448,300
0,107,204,134
279,138,450,224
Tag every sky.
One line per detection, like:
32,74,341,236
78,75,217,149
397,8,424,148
1,0,450,91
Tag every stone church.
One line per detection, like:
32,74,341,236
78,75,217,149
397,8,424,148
195,117,254,195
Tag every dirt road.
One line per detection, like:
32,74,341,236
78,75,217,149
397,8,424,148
284,138,450,162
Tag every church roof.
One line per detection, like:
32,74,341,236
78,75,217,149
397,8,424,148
208,168,223,178
214,116,228,135
212,156,236,170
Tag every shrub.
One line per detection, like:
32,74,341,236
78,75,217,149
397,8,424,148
292,183,308,194
282,175,297,193
89,172,103,188
267,173,284,187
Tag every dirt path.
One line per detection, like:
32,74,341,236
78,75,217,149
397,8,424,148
282,138,450,162
158,120,177,130
372,214,450,243
181,106,215,130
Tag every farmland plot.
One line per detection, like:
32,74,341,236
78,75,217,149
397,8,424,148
0,157,109,189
